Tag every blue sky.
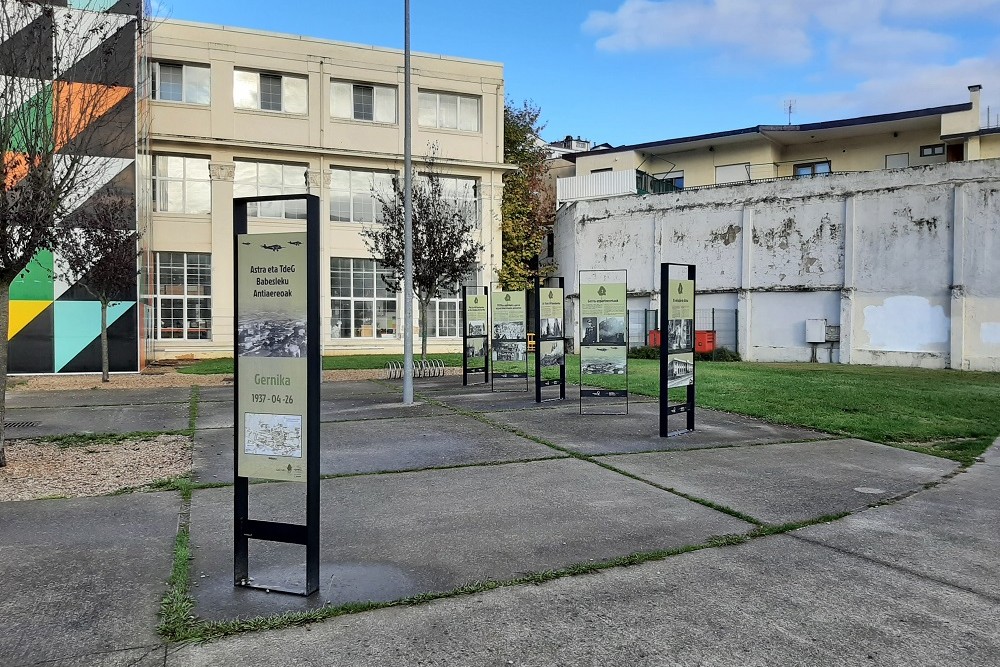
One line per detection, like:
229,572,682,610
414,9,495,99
154,0,1000,147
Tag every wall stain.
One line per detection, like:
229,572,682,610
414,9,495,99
708,224,741,246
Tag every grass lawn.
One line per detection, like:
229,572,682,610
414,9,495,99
179,352,999,464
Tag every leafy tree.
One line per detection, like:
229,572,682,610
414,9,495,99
0,1,141,466
55,190,139,382
500,100,555,289
362,163,483,361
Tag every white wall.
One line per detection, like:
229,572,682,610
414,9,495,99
554,159,1000,370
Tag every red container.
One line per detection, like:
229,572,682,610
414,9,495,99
648,329,661,347
695,330,716,353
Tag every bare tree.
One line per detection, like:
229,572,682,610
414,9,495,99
56,190,139,382
362,164,483,361
1,1,141,466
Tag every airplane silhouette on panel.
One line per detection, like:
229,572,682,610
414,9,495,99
287,240,303,246
241,241,251,246
261,244,283,252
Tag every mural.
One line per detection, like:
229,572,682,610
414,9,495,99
4,1,140,374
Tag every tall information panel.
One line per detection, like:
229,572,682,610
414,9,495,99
462,287,489,385
233,194,321,596
579,270,628,414
534,276,566,402
490,286,529,391
660,262,696,436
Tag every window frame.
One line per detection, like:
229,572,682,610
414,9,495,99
233,160,309,220
329,167,396,224
792,161,832,177
150,61,211,105
151,154,212,215
233,69,309,114
920,144,945,157
330,257,398,339
330,80,398,124
147,252,212,341
417,90,481,132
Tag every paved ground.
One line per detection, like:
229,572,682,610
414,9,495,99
1,375,997,666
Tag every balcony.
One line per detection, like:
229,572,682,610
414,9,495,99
556,169,680,205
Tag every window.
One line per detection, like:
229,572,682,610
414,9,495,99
715,163,751,184
885,153,910,169
233,70,308,114
920,144,945,157
418,91,480,131
152,155,211,214
423,285,461,338
331,81,397,123
147,252,211,340
420,174,479,227
233,161,308,219
330,258,397,338
590,168,612,174
329,168,395,223
150,62,210,105
793,161,831,177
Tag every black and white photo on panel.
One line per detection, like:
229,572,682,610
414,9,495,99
493,320,526,341
493,341,527,362
539,340,564,367
238,314,307,358
667,318,693,351
598,316,626,344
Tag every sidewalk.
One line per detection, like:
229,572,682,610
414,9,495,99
1,375,996,666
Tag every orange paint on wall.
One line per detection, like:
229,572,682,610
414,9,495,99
52,81,131,151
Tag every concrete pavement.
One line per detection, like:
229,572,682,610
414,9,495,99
0,375,996,666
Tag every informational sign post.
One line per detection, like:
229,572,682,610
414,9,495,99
534,276,566,402
490,285,529,391
233,194,320,596
660,262,697,436
578,270,628,415
462,286,489,385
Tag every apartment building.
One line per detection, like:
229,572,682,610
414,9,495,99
555,86,1000,204
145,20,507,361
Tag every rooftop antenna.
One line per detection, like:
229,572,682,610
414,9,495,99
784,99,796,125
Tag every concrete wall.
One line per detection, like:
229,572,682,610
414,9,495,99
554,159,1000,371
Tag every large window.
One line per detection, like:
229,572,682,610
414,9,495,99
793,161,831,177
150,62,210,105
233,161,308,219
330,258,397,338
423,287,461,338
148,252,211,340
420,174,478,227
152,154,211,214
418,91,480,131
329,168,394,223
331,81,397,123
233,70,308,114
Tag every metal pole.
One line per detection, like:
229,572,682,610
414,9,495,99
402,0,414,404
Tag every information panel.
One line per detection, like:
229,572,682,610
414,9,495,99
579,272,628,414
534,279,566,402
236,232,309,482
463,287,489,384
491,287,529,388
661,263,697,436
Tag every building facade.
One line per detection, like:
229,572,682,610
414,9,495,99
555,86,1000,205
144,20,507,361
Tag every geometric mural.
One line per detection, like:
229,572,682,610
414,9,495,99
4,1,140,374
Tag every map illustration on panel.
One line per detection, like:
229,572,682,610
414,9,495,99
244,413,303,458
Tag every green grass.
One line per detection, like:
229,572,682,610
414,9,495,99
573,358,1000,465
178,353,465,375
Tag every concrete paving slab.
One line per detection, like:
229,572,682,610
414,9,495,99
187,458,750,621
38,646,166,667
193,414,562,483
424,383,655,414
194,385,233,403
796,457,1000,599
4,402,190,438
0,494,180,667
168,533,1000,666
604,439,959,524
321,380,400,397
5,387,190,409
194,394,452,429
484,401,824,455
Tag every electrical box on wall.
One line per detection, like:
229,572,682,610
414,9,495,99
806,319,827,343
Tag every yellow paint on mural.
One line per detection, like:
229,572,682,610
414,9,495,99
9,300,50,339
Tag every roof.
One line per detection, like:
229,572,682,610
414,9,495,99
563,102,973,162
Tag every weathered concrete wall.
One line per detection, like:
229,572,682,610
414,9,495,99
554,159,1000,370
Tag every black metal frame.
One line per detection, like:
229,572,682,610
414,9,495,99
462,286,489,385
233,194,321,597
660,262,696,437
490,282,529,392
578,269,629,415
534,275,566,403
